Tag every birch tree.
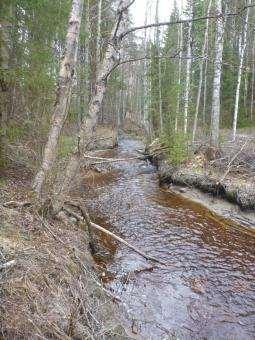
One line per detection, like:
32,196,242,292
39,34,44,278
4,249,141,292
183,0,193,134
175,1,183,133
192,0,212,143
155,0,163,132
53,0,134,211
232,3,250,141
210,0,224,147
33,0,84,197
251,36,255,121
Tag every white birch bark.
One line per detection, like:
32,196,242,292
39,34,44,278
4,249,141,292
210,0,224,147
192,0,212,143
183,0,192,134
155,0,163,132
143,0,150,136
251,40,255,121
53,0,133,209
175,19,183,133
232,3,250,141
33,0,84,197
96,0,102,70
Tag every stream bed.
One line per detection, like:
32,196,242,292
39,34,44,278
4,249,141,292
85,136,255,339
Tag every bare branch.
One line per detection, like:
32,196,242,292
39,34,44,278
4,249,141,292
120,4,255,40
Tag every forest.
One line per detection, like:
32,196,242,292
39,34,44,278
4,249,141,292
0,0,255,339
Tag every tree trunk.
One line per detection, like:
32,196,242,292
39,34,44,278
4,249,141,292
53,0,133,212
192,0,212,143
0,13,11,164
175,17,183,133
232,4,250,141
183,1,192,134
155,0,163,132
33,0,84,197
210,0,224,147
251,40,255,121
96,0,102,73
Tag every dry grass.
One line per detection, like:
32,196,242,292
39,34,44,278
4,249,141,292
0,169,126,340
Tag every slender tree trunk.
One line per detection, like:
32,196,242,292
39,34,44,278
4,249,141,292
96,0,102,72
202,43,209,127
192,0,212,143
143,1,150,136
155,0,163,132
0,13,11,163
232,3,250,141
53,0,133,211
183,1,192,134
210,0,224,147
175,18,183,133
251,41,255,121
33,0,84,197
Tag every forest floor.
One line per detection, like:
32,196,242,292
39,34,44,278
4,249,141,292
148,128,255,229
0,125,128,339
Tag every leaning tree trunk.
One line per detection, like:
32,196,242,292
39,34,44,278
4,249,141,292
192,0,212,143
210,0,224,147
52,0,133,213
33,0,84,197
232,3,250,141
183,1,193,134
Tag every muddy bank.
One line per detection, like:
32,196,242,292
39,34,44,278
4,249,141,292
146,143,255,229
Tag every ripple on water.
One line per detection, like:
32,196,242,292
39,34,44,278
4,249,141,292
86,137,255,339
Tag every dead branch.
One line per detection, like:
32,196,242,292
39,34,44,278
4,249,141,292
64,202,167,266
3,201,32,209
217,139,250,184
84,154,144,164
120,4,255,39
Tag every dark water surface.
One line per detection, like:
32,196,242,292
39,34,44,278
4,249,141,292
85,137,255,340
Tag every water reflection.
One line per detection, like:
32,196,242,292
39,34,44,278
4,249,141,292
84,137,255,339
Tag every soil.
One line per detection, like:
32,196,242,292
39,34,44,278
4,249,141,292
147,130,255,230
0,139,128,339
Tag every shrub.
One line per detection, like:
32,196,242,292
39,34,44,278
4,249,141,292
160,131,189,165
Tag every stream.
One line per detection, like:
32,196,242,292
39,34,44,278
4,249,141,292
84,136,255,339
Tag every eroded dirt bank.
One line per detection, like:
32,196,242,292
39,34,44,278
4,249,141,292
82,136,255,339
146,136,255,227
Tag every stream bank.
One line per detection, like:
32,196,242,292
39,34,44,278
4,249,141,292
82,135,255,339
146,138,255,229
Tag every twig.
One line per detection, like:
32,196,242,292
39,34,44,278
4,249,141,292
64,202,167,266
217,139,249,184
84,154,143,164
3,201,32,208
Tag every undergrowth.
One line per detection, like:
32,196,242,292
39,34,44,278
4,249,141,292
160,131,189,166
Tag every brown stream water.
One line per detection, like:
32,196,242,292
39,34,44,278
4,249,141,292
85,136,255,339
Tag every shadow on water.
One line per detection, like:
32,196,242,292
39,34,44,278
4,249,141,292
83,136,255,340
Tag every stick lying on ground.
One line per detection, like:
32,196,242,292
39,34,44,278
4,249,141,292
64,201,167,266
84,154,144,165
